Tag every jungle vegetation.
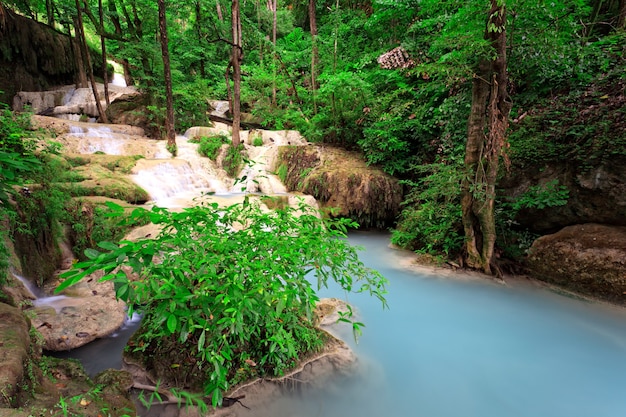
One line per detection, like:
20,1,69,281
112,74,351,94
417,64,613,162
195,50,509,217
1,0,625,405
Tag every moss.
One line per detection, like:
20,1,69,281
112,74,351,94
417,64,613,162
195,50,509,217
276,145,402,228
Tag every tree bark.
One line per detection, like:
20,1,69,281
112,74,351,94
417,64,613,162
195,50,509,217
157,0,176,150
618,0,626,28
309,0,318,113
216,0,224,21
195,1,206,78
98,0,110,105
75,0,108,123
231,0,242,147
72,18,88,88
461,0,511,275
269,0,278,107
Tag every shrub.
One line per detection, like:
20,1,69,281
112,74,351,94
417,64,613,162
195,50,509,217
58,200,387,406
192,134,229,160
223,143,244,177
252,136,264,147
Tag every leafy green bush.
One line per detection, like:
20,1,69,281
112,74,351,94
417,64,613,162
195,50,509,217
58,200,387,406
191,134,229,160
392,163,463,256
64,199,146,261
252,136,264,147
223,144,245,177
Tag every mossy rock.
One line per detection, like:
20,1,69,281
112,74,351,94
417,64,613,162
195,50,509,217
63,154,144,174
59,163,149,204
277,145,402,228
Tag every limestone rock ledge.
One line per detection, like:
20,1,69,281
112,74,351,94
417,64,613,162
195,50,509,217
0,303,31,407
28,274,127,351
526,223,626,304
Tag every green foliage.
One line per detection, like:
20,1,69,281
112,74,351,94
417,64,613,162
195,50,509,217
252,136,264,147
191,134,229,160
496,180,569,258
65,200,145,262
223,144,245,178
0,105,41,204
511,180,570,211
58,200,387,407
276,163,288,184
392,162,464,256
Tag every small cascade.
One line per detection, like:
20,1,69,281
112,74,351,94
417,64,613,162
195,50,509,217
12,271,73,312
12,271,41,298
110,72,127,87
233,143,288,195
63,125,170,158
62,88,76,105
208,100,230,118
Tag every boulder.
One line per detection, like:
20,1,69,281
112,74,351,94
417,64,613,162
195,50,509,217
105,93,160,138
276,145,402,228
526,223,626,304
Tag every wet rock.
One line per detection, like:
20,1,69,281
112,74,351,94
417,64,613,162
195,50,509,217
0,303,31,407
526,223,626,304
28,274,127,351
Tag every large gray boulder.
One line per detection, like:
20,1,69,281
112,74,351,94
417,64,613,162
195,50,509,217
526,223,626,304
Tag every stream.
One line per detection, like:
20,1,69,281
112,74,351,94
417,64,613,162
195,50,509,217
38,122,626,417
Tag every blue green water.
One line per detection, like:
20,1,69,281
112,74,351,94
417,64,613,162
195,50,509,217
55,231,626,417
255,231,626,417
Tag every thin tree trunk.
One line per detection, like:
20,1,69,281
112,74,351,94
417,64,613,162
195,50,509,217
309,0,318,114
195,1,206,78
270,0,278,107
72,18,88,88
157,0,176,150
231,0,242,147
46,0,54,26
107,0,133,85
75,0,108,123
461,0,511,275
216,0,223,21
618,0,626,28
98,0,110,105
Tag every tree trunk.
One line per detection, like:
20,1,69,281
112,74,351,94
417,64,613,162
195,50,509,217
157,0,176,150
461,0,511,275
618,0,626,28
216,0,224,21
270,0,278,107
231,0,242,147
46,0,55,26
98,0,110,105
195,1,206,78
107,0,133,86
72,18,88,88
75,0,108,123
309,0,318,114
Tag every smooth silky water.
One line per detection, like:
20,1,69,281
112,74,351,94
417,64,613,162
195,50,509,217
249,231,626,417
54,231,626,417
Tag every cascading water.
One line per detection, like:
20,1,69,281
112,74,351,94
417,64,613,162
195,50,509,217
51,120,626,417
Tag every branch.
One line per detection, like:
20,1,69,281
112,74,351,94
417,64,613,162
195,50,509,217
80,0,128,42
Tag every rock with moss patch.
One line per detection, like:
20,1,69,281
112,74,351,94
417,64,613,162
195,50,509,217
276,145,402,228
526,223,626,304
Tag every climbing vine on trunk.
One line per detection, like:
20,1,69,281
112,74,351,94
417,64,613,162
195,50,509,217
461,0,512,275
